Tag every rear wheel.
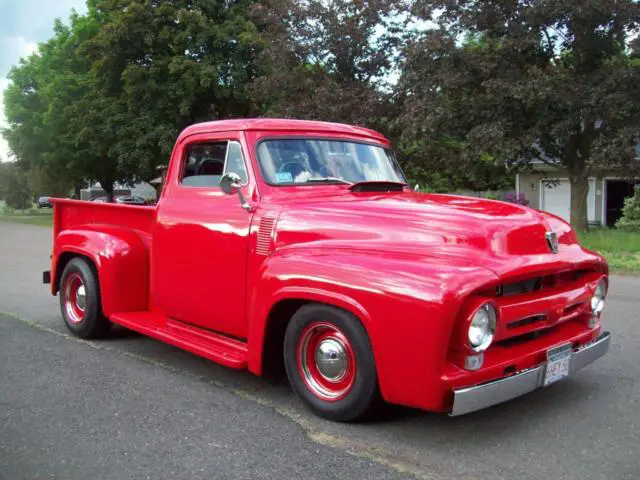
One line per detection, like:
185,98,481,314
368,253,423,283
59,257,111,338
284,304,380,422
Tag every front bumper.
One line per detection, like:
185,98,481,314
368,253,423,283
450,331,611,416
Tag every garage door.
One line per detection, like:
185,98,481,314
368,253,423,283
541,178,596,223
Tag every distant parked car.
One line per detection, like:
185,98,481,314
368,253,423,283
115,195,147,205
90,195,147,205
37,197,52,208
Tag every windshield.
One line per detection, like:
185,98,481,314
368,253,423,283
256,139,406,185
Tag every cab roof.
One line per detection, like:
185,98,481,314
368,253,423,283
178,118,388,143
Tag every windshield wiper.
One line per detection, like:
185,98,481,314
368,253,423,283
306,177,353,185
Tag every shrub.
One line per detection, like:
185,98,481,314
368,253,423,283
484,192,500,200
503,191,529,206
616,188,640,231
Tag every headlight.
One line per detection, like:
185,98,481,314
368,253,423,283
591,279,606,315
468,303,497,352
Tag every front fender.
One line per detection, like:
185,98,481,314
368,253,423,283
247,247,498,410
53,227,150,317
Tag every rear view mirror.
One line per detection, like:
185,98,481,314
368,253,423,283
220,172,251,212
220,172,242,195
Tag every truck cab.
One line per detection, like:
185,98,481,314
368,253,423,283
46,119,611,421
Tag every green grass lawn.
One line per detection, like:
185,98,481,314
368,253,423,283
578,229,640,274
0,209,53,227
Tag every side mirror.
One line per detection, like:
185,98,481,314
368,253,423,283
220,172,251,212
220,172,242,195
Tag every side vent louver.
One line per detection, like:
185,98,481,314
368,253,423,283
256,217,276,256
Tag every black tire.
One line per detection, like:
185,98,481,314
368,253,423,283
59,257,111,338
284,303,381,422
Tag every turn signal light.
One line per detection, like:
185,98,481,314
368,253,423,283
464,353,484,371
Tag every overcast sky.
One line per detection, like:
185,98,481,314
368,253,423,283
0,0,87,162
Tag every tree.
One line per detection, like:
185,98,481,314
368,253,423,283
399,0,640,229
80,0,264,195
4,0,264,201
3,12,100,197
0,162,31,210
250,0,409,131
616,187,640,231
26,166,73,198
0,162,7,201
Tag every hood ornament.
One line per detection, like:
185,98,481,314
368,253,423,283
546,231,559,254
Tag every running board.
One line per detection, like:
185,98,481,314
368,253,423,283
109,311,248,369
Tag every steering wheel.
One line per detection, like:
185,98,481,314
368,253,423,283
196,158,223,176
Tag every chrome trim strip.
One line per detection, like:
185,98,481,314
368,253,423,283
450,332,611,416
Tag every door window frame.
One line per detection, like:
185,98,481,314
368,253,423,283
180,139,249,189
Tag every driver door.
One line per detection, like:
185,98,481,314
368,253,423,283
151,132,254,340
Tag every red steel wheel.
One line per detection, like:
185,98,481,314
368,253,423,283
59,257,111,338
63,272,86,324
284,303,381,421
297,322,357,402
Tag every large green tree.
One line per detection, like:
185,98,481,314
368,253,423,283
399,0,640,229
3,11,103,197
250,0,409,130
81,0,264,191
4,0,263,201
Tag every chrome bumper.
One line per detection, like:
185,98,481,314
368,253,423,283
450,332,611,416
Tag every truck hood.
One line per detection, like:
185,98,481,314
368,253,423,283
271,190,603,279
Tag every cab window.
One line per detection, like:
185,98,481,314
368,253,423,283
181,141,248,187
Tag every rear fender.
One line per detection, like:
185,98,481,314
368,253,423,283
53,227,149,317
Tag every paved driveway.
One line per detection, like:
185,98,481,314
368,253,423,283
1,221,638,479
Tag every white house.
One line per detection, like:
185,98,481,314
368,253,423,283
516,162,639,227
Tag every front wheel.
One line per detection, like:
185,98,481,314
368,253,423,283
59,257,111,338
284,304,380,422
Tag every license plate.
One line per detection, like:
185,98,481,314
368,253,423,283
543,344,572,387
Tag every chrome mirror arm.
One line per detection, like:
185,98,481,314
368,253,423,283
236,188,252,212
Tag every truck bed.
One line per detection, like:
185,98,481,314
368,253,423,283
53,198,156,242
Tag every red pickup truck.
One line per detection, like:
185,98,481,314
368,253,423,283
45,119,611,421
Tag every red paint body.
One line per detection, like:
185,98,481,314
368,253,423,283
49,119,608,413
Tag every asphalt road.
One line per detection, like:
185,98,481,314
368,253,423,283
1,220,638,480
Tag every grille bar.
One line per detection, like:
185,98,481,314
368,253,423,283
256,217,275,256
506,314,546,330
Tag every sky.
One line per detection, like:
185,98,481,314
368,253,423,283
0,0,87,162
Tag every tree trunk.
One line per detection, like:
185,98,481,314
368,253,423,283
569,173,589,231
101,179,114,203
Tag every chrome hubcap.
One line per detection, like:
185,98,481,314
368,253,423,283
315,339,348,381
297,322,357,402
76,285,86,310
